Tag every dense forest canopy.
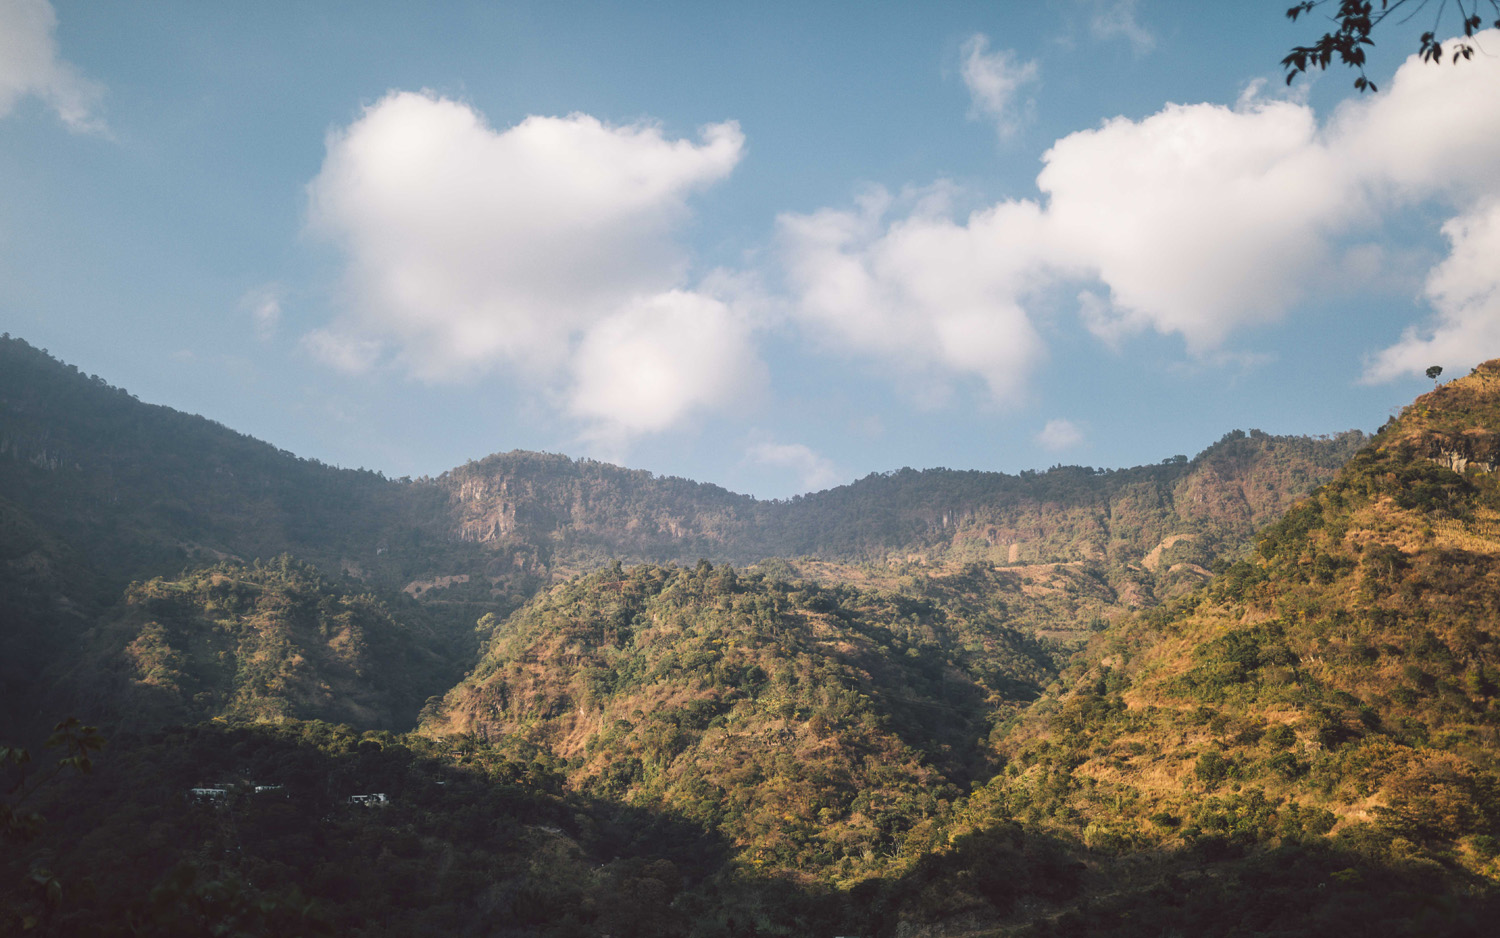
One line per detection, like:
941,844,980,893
11,336,1500,935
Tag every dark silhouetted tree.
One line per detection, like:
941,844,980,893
1284,1,1500,92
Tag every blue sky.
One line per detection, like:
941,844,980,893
4,1,1499,498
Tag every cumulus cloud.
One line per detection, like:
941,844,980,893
778,187,1056,402
780,94,1353,399
960,34,1039,139
1332,43,1500,200
781,32,1500,399
1363,199,1500,382
1344,37,1500,379
569,290,763,439
1036,418,1085,451
306,91,758,441
0,0,103,131
1040,95,1347,350
747,441,842,492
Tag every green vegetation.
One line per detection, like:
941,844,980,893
927,361,1500,932
2,720,716,937
1,718,105,934
14,334,1500,934
0,334,1357,742
438,426,1365,580
428,560,1057,879
59,557,476,732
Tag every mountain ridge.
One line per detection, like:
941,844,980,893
1,334,1366,579
911,360,1500,932
8,336,1500,935
0,334,1364,738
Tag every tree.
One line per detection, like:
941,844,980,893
1284,1,1500,91
1426,365,1444,383
2,718,105,933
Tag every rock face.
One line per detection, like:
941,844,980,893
430,431,1367,580
436,450,749,561
1415,428,1500,473
455,474,521,543
1389,361,1500,474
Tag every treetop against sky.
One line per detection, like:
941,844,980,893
2,0,1498,497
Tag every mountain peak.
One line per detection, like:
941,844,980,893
1383,359,1500,473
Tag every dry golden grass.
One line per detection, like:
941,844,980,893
1140,534,1195,572
1432,509,1500,555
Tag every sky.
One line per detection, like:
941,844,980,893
3,1,1499,498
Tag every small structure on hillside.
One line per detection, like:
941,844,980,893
189,788,227,802
348,793,388,806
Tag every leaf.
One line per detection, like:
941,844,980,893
1,746,32,766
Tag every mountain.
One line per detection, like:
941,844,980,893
903,360,1500,935
0,334,1367,591
0,335,1361,738
5,720,725,938
0,336,413,581
0,336,465,735
57,557,472,732
423,560,1059,879
414,361,1500,935
439,427,1366,580
14,333,1458,936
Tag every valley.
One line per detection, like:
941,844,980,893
6,335,1498,936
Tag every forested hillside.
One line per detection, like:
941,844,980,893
0,336,1359,738
0,336,417,582
0,337,469,738
425,561,1059,879
4,720,725,937
910,361,1500,934
51,558,475,732
13,335,1464,937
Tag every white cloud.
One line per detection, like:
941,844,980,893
0,0,103,132
1350,34,1500,378
241,284,283,341
778,186,1056,403
960,34,1039,139
747,441,841,492
781,93,1355,401
569,290,763,440
306,91,760,442
1037,418,1085,451
1331,42,1500,201
1363,198,1500,382
782,32,1500,399
1087,0,1155,55
1039,95,1348,350
300,35,1500,441
1051,44,1500,358
301,328,381,374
